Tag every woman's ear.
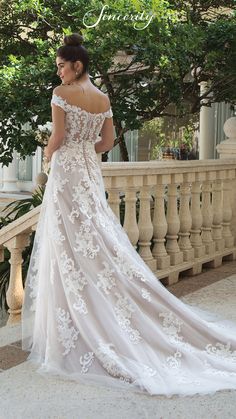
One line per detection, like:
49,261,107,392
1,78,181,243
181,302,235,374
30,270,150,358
75,60,82,72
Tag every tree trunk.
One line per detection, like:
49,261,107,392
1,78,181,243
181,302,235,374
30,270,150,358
102,152,109,162
101,121,130,162
116,121,129,161
119,136,129,161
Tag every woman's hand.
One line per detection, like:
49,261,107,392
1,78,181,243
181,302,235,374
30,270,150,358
43,146,52,162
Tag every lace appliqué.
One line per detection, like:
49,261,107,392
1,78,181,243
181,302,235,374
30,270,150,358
141,288,151,302
68,208,81,224
205,342,236,362
80,351,95,373
114,292,142,344
49,209,65,245
52,173,69,203
95,211,115,232
97,262,116,294
159,310,196,354
55,308,80,355
159,311,184,343
113,245,146,283
74,219,100,259
60,251,88,315
166,350,182,369
51,94,113,146
56,144,82,173
95,341,133,383
71,179,100,219
163,350,201,385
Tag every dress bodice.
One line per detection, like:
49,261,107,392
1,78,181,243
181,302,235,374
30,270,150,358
50,93,113,145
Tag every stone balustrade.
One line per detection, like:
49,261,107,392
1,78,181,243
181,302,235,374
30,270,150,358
102,159,236,284
1,159,236,324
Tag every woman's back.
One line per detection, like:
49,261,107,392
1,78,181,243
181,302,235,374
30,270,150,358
54,81,110,114
51,82,113,146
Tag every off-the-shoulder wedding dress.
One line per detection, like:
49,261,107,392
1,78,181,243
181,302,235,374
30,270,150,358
22,93,236,397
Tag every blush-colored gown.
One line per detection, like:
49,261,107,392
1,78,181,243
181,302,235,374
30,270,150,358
22,93,236,397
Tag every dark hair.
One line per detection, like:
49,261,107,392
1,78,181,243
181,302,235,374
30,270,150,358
56,33,89,76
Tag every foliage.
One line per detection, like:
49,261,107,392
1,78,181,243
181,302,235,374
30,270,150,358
141,116,196,159
0,0,235,162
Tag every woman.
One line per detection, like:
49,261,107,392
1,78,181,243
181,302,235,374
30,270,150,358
22,33,236,397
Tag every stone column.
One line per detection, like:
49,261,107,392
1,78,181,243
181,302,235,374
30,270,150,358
216,116,236,243
1,150,20,192
199,82,215,160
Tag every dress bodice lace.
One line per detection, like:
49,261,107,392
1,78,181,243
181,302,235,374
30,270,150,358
50,93,113,145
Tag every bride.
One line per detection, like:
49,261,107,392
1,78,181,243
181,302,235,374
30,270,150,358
21,33,236,397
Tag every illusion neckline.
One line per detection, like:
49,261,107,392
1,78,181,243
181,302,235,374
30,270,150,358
52,93,111,116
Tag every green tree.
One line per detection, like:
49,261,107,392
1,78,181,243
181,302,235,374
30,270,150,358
0,0,235,163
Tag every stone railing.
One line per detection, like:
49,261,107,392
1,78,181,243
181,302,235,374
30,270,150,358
1,158,236,324
102,159,236,284
0,206,40,324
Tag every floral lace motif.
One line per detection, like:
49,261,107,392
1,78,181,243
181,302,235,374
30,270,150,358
159,310,196,353
68,207,81,224
166,350,182,369
80,351,95,373
114,292,142,344
60,251,88,315
74,219,100,259
96,262,116,295
159,311,184,343
48,209,65,245
55,308,80,355
95,210,116,232
162,350,201,385
56,143,83,173
71,179,100,219
205,342,236,362
95,341,133,383
52,173,69,203
141,288,151,302
113,245,146,283
51,94,113,146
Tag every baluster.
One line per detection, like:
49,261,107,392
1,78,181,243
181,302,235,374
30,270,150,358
166,180,183,265
123,177,139,248
201,177,215,254
5,233,31,324
179,179,194,261
212,178,224,251
107,190,120,220
107,177,124,221
152,180,170,269
138,182,156,270
222,178,234,247
190,180,205,257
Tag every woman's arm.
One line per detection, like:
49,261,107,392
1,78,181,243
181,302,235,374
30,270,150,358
44,93,66,161
95,116,115,153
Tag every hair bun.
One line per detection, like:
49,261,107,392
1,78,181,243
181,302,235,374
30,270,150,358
64,33,83,47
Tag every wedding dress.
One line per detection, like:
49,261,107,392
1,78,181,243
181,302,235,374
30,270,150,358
22,93,236,398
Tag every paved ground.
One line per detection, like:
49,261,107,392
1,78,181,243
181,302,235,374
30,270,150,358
0,260,236,419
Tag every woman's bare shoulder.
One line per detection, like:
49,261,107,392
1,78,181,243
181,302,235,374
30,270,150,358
52,85,65,96
52,84,110,111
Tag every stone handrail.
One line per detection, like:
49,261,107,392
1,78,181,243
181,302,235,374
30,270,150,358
0,205,41,324
0,158,236,324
